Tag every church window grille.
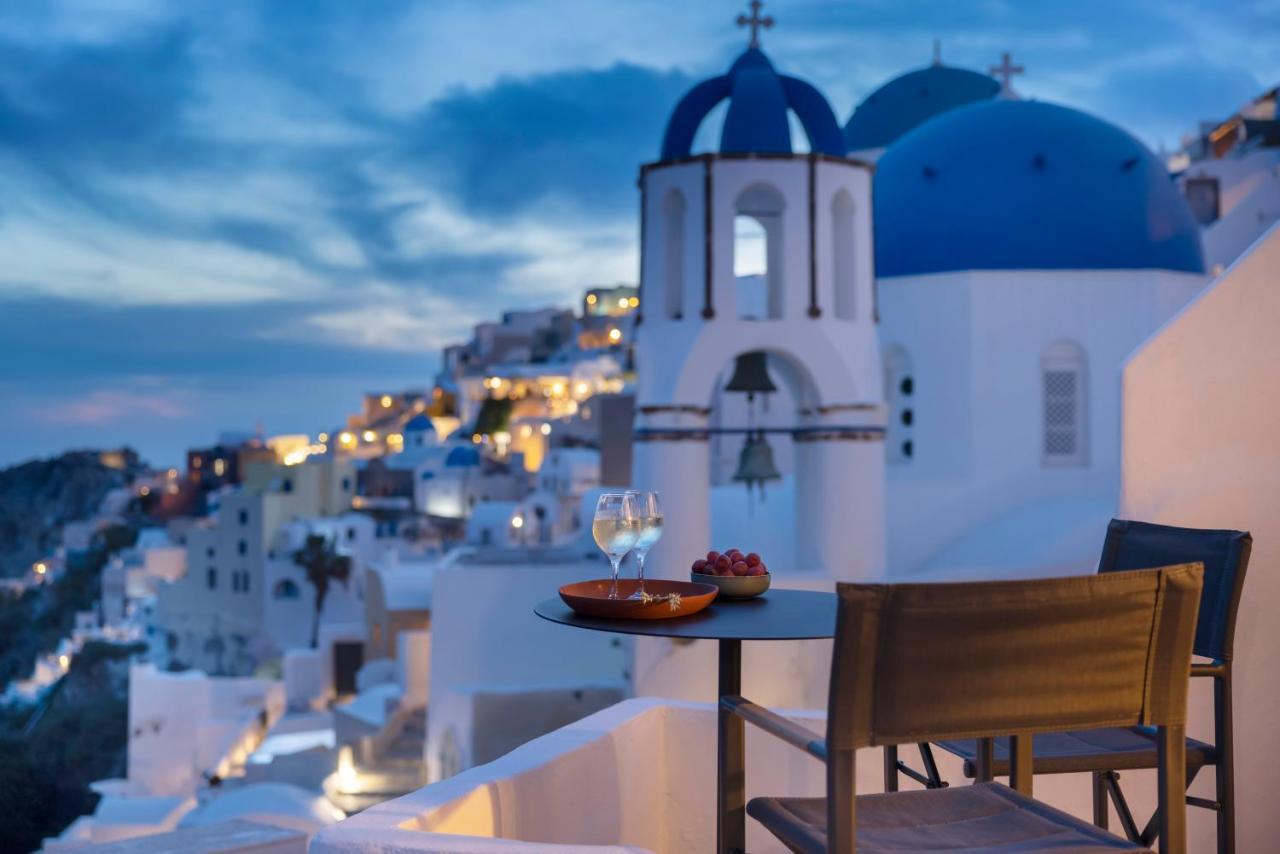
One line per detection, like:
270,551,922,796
1041,341,1088,467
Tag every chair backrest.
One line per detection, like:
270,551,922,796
827,565,1203,750
1099,519,1251,662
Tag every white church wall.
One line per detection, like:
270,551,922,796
1201,175,1280,274
1120,222,1280,850
881,267,1206,577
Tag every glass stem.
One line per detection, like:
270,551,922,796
635,551,646,593
609,556,622,599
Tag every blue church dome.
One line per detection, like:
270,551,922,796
445,446,480,468
844,64,999,152
403,413,433,432
875,99,1206,277
660,47,844,160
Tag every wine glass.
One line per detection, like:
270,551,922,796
627,491,663,598
593,492,639,599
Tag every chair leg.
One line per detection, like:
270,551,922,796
1216,670,1235,854
883,745,899,793
1092,772,1109,830
1158,725,1188,854
1103,771,1142,843
918,743,946,788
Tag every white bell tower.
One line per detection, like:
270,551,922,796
631,29,886,584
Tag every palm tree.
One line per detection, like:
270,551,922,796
292,534,352,649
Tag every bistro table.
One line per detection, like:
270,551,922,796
535,588,838,854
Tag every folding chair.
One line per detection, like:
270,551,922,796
726,564,1203,853
899,520,1250,852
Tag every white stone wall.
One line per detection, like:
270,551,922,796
1120,222,1280,849
880,267,1207,576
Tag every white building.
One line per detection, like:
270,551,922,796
154,456,356,674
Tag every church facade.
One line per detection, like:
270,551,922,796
635,33,1228,583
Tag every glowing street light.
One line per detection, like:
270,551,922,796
608,328,622,343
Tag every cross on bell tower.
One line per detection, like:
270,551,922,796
989,51,1025,97
736,0,774,49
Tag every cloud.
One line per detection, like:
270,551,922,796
40,388,191,425
400,62,693,218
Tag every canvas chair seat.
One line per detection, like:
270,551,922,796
748,782,1150,853
937,728,1218,778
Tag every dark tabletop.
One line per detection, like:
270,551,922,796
534,588,838,641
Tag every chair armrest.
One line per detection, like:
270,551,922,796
1191,662,1226,678
721,695,828,761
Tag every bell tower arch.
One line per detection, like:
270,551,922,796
633,63,886,582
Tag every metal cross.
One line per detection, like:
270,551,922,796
989,52,1025,95
737,0,774,49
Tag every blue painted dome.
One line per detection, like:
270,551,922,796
660,48,844,159
844,64,999,152
875,100,1206,277
403,413,433,432
445,446,480,468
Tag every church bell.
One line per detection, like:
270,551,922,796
724,351,777,397
732,431,782,496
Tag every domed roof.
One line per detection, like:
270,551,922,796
875,99,1205,278
844,64,999,152
660,48,844,160
403,413,433,432
445,446,480,468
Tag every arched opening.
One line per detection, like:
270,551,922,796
883,346,914,463
662,189,686,319
272,579,300,600
733,184,785,320
832,190,857,320
1041,340,1088,467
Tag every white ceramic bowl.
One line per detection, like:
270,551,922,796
692,571,771,600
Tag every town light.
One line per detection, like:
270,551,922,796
617,297,629,308
540,423,552,436
58,654,69,671
381,394,393,408
551,381,565,397
520,424,533,439
574,381,590,397
213,458,226,477
139,486,150,497
339,432,355,446
511,515,524,529
586,294,597,305
472,434,482,444
362,430,377,443
608,328,622,343
34,562,47,576
318,432,329,443
629,296,639,307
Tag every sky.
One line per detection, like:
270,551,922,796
0,0,1274,468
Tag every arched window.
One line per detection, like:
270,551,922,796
733,184,785,320
662,189,686,319
832,190,856,320
272,579,300,600
883,346,914,463
1041,340,1088,467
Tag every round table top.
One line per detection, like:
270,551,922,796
534,588,838,641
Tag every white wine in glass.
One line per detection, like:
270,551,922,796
627,491,663,598
593,492,639,599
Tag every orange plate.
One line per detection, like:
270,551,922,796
559,579,719,620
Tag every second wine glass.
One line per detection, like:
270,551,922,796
592,492,639,599
627,491,663,598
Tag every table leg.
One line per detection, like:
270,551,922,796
717,638,744,854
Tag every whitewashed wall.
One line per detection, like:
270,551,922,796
880,267,1206,576
1120,222,1280,849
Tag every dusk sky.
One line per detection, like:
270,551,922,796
1,0,1273,468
